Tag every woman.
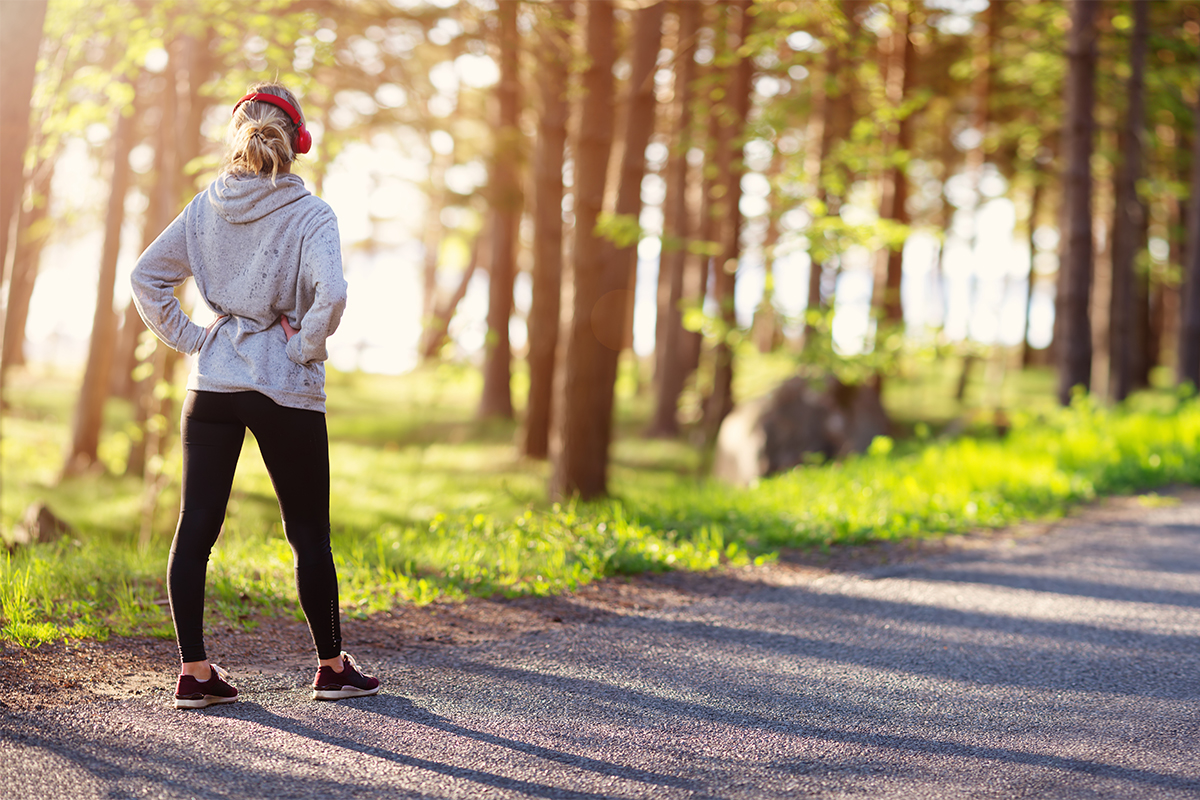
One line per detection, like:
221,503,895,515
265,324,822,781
132,82,379,709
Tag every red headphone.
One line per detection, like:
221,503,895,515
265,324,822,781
232,92,312,155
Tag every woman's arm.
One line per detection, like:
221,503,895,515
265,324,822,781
130,211,208,355
285,214,348,366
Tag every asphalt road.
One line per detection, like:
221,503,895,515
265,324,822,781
3,495,1199,799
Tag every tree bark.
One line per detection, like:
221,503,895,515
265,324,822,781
955,0,995,395
111,300,144,400
1108,0,1148,402
871,3,912,329
1151,193,1184,375
420,151,451,338
420,227,486,361
615,4,668,355
550,0,616,500
807,1,859,349
1178,98,1200,388
1,157,56,377
416,112,465,360
681,30,723,389
1021,176,1043,368
125,59,184,475
752,168,783,354
64,90,140,476
1056,0,1098,404
1129,207,1151,390
479,0,522,419
116,69,178,405
523,0,574,459
0,0,48,291
701,0,754,438
648,0,702,437
803,38,835,346
592,0,665,459
175,30,216,202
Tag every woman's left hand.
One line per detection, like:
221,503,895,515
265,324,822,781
280,315,299,342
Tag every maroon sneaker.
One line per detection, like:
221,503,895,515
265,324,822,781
312,652,380,700
174,664,238,709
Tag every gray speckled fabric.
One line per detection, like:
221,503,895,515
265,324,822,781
131,173,347,412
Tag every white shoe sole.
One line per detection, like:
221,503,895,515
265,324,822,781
174,694,238,709
312,685,381,701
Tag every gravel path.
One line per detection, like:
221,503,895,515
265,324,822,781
3,496,1199,799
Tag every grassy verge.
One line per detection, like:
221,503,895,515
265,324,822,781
3,354,1198,647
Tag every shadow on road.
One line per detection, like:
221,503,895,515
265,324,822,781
446,658,1200,795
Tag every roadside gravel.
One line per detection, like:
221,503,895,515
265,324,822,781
2,492,1198,799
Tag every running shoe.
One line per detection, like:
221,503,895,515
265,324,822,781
174,663,238,709
312,652,381,700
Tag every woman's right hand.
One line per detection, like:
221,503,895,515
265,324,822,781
280,315,299,342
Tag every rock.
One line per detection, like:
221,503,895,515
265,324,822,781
713,376,891,485
8,502,74,550
712,395,770,486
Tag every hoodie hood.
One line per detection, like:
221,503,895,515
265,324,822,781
207,173,312,224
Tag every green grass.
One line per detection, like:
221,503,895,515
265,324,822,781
3,351,1199,647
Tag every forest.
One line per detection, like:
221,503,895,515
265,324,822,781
1,0,1200,642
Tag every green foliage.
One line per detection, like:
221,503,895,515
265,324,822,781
625,391,1200,550
595,212,644,249
3,365,1199,646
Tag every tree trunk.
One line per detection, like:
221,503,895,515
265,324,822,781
0,0,47,291
1021,176,1044,368
420,153,451,337
1157,192,1186,373
1129,207,1151,390
955,0,995,395
680,157,712,382
648,0,701,437
420,226,486,361
479,0,522,419
550,0,616,500
701,0,754,438
523,0,574,459
125,49,186,475
111,300,145,399
752,181,783,354
116,68,179,404
1,156,56,377
871,4,912,329
802,42,833,347
175,31,216,202
681,49,723,392
64,90,140,477
592,0,665,460
1108,0,1148,402
807,2,858,349
1178,98,1200,388
1056,0,1098,405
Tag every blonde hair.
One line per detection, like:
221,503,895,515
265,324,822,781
220,83,305,183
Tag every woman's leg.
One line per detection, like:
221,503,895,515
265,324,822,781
170,391,245,667
238,392,342,660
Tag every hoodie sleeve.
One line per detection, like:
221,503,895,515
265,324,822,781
286,213,347,366
130,208,208,355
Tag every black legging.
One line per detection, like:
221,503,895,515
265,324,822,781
170,390,341,663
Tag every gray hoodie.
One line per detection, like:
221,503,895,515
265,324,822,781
131,173,347,412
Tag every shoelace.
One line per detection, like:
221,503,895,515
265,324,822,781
210,664,232,684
